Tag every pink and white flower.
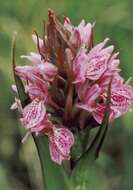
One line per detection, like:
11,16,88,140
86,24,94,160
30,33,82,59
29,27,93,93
73,38,115,84
49,126,74,164
17,53,58,82
64,18,93,48
12,11,133,164
20,98,46,129
77,78,133,124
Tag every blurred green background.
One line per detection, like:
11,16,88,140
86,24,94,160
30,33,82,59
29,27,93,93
0,0,133,189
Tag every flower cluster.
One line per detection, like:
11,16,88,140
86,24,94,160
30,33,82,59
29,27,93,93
12,10,133,164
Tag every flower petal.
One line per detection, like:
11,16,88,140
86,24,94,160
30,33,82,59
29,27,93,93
21,99,46,129
49,127,74,164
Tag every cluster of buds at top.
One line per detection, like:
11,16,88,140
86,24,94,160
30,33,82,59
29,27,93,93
11,10,133,165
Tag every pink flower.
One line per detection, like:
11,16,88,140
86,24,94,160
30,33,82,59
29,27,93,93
77,83,116,124
73,47,88,84
21,102,74,164
92,103,115,124
64,18,93,48
15,65,39,83
21,53,42,65
110,82,133,117
77,75,133,124
30,114,53,135
37,62,58,82
12,11,133,164
76,20,93,47
77,84,102,112
19,53,58,82
98,72,124,91
25,82,48,100
92,82,133,124
20,98,46,129
106,52,120,73
48,126,74,164
73,38,115,84
86,38,114,80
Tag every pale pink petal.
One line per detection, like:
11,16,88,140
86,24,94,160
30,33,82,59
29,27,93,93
15,65,39,82
78,20,85,28
21,53,42,65
77,84,101,112
32,34,44,49
73,48,88,84
70,29,81,46
100,45,114,55
37,62,58,81
64,17,73,32
26,82,48,100
64,18,93,48
88,38,109,56
31,114,53,133
16,65,48,86
77,20,92,47
11,85,18,93
11,98,22,113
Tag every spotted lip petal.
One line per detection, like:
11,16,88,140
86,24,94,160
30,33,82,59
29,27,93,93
49,127,74,164
92,82,133,124
21,99,46,129
86,40,114,81
110,84,133,117
73,39,115,84
49,138,66,165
